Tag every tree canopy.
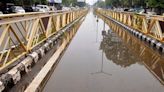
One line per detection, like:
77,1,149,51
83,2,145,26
147,0,164,8
1,0,78,6
104,0,164,8
62,0,77,6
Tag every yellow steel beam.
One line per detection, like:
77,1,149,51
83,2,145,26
96,8,164,43
0,9,88,70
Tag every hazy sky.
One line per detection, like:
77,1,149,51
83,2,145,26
85,0,98,5
85,0,105,5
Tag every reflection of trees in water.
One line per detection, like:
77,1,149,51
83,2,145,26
100,31,140,68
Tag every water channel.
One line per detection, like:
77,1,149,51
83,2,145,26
42,10,164,92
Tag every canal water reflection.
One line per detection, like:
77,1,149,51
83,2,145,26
99,13,164,85
43,10,164,92
100,30,140,68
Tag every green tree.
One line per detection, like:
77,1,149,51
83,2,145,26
105,0,164,14
105,0,121,7
147,0,164,8
146,0,164,14
3,0,48,6
105,0,146,8
62,0,77,6
95,0,106,8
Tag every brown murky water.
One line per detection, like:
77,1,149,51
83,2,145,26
43,10,164,92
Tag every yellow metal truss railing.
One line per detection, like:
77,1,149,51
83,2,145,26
96,8,164,42
97,12,164,85
0,9,87,70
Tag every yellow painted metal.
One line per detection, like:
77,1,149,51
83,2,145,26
96,8,164,42
0,9,87,70
98,13,164,85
